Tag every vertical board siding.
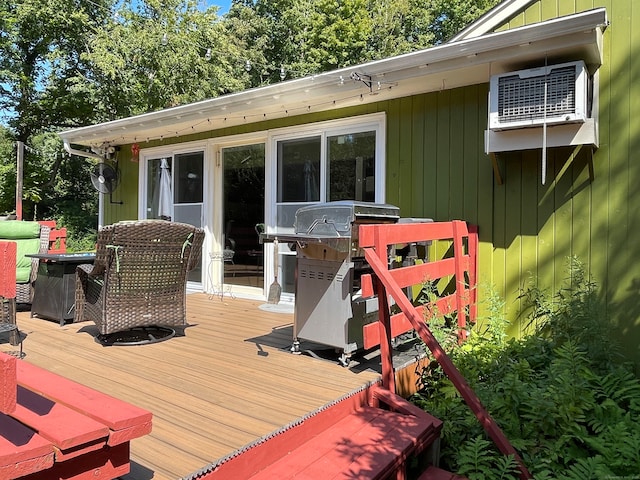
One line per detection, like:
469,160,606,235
106,0,639,362
491,0,640,359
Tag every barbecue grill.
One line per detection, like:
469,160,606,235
263,201,401,365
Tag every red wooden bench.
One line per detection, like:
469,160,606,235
0,352,152,480
202,383,447,480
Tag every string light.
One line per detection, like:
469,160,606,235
87,84,396,147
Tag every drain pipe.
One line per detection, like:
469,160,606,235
63,140,106,228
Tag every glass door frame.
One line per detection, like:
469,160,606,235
211,132,268,299
267,113,387,302
138,140,210,291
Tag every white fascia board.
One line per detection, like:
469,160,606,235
59,8,607,148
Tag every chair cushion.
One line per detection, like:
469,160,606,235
0,221,40,240
0,222,42,283
15,238,40,283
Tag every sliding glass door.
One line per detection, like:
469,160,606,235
222,144,265,289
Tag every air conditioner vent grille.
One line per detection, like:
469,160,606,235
497,66,576,124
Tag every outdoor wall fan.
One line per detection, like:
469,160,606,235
90,162,123,204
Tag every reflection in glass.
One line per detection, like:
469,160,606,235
277,137,321,203
223,144,265,289
147,158,171,219
175,152,203,204
327,131,376,201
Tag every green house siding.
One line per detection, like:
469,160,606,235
107,0,639,364
493,0,639,361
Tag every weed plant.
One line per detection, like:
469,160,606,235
411,257,640,479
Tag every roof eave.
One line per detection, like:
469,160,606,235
60,7,607,148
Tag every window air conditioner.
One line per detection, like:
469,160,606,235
489,60,588,131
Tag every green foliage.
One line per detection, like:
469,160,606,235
411,259,640,479
424,0,501,43
85,0,249,118
0,0,112,139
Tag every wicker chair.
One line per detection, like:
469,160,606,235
75,220,205,345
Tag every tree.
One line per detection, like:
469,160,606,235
224,0,498,85
84,0,251,118
0,127,16,215
425,0,501,44
0,0,114,140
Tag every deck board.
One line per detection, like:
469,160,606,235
8,294,388,480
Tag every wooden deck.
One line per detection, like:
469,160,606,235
5,294,418,480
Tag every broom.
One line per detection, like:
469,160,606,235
267,238,281,304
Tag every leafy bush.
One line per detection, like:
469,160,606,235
411,257,640,479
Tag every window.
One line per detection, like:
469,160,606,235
273,115,384,230
142,149,204,283
327,131,376,202
270,114,385,296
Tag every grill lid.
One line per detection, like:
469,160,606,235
294,201,400,237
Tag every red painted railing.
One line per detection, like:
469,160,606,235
38,220,67,253
359,220,531,480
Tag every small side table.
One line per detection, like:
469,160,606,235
27,253,95,326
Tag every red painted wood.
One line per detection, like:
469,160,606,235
106,420,153,447
0,414,53,471
467,225,479,324
249,406,431,480
0,242,17,298
359,222,462,249
358,220,477,351
0,356,150,479
418,465,467,480
207,388,370,479
12,386,109,450
37,221,67,254
249,408,384,479
452,221,468,341
369,385,442,426
376,279,395,393
361,273,374,298
17,362,152,433
386,258,457,290
200,384,443,480
0,452,54,480
21,442,131,480
363,294,472,350
363,246,531,479
0,354,16,414
52,440,107,463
